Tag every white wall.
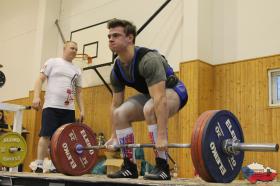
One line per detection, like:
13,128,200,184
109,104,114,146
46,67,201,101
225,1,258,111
211,0,239,64
0,0,61,102
33,0,61,71
0,0,39,101
210,0,280,64
198,0,212,63
236,0,280,60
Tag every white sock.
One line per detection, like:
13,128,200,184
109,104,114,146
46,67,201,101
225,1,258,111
148,124,168,160
116,127,135,163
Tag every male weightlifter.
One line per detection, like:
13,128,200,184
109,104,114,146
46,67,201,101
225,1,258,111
105,19,188,180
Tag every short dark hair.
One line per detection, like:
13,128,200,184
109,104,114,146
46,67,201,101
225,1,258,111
107,18,137,44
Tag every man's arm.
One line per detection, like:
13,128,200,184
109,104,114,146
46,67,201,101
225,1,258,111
110,91,124,138
104,91,124,150
32,73,47,110
148,80,168,150
75,86,85,122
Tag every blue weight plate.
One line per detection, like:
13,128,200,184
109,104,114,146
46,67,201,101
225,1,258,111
201,110,244,183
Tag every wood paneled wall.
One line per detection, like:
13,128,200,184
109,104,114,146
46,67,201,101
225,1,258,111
213,55,280,174
180,55,280,178
3,54,280,179
178,60,215,177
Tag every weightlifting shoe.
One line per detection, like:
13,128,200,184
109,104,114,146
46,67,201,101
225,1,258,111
107,158,138,179
29,160,43,173
49,169,58,173
34,167,43,173
143,157,171,180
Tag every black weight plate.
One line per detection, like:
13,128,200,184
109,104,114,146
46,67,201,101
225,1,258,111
0,71,6,87
201,110,244,183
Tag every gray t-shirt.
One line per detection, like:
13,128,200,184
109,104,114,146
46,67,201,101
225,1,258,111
110,49,170,93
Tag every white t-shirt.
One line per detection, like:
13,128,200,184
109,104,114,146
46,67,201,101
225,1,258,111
41,58,82,110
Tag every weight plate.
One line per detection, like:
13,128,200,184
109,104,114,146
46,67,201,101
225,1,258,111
50,125,64,173
191,110,218,182
50,123,98,176
200,110,244,183
0,71,5,88
0,132,27,167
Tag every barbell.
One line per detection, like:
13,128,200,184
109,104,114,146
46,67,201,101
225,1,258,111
49,110,278,182
0,110,278,183
0,132,27,168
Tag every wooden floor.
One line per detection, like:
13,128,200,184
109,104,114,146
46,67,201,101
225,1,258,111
0,171,279,186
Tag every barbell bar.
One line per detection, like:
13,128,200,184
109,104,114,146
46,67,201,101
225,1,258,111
222,139,278,154
9,147,22,153
77,144,191,151
76,141,278,153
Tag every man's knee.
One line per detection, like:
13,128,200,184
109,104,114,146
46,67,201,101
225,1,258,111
143,104,156,121
112,108,130,125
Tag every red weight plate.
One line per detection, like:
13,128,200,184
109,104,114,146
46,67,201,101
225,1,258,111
191,110,213,181
191,110,218,182
191,111,207,173
50,124,69,173
191,111,214,181
196,110,218,182
50,123,98,176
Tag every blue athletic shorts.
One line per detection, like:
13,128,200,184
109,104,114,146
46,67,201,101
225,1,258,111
128,80,188,110
40,107,75,137
173,80,188,109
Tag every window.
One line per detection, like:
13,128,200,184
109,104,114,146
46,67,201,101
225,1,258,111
268,69,280,106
